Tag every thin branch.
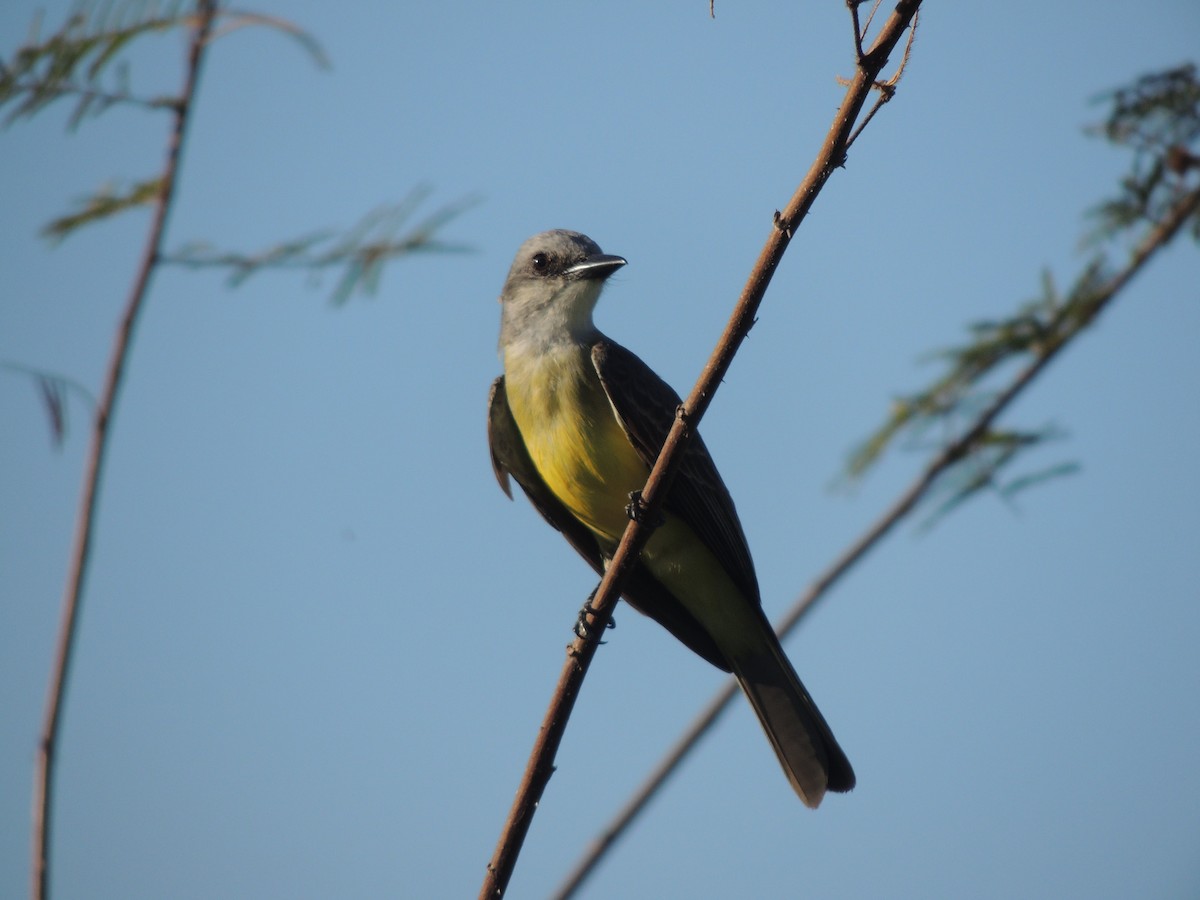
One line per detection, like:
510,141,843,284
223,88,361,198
1,361,98,411
478,3,923,897
209,9,330,69
551,175,1200,900
849,0,885,61
0,362,98,448
848,2,864,59
883,7,918,88
844,62,1200,491
845,8,918,151
30,3,217,898
861,0,885,37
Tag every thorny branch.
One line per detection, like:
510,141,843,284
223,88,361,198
551,63,1200,899
478,3,923,897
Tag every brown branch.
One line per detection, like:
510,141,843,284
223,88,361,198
551,175,1200,900
845,8,918,151
477,3,922,897
30,4,217,899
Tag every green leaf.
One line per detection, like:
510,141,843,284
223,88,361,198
161,189,480,304
42,177,164,241
998,462,1081,500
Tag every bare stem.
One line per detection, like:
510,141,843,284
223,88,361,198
477,3,923,897
30,4,217,899
551,174,1200,900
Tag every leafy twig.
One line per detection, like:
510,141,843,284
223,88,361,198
42,177,165,241
1086,63,1200,242
847,65,1200,516
162,189,480,304
0,1,327,129
0,1,192,127
30,4,218,898
551,66,1200,899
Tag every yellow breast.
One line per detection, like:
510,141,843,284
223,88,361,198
505,345,649,543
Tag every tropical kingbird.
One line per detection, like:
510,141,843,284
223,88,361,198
487,230,854,807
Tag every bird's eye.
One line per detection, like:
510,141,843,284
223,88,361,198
531,252,549,273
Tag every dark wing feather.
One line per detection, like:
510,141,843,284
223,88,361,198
590,341,761,607
487,376,729,670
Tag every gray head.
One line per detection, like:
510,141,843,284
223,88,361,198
498,230,626,351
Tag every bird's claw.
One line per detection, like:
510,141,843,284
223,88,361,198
573,590,616,644
625,490,666,528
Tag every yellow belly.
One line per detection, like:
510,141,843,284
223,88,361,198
505,344,760,654
505,347,649,542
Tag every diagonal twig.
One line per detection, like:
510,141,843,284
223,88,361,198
552,172,1200,900
478,3,923,897
30,4,218,899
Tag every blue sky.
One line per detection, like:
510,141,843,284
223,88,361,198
2,2,1198,898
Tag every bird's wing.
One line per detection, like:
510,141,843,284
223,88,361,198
488,375,728,670
591,340,761,606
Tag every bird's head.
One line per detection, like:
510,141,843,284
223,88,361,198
498,230,626,351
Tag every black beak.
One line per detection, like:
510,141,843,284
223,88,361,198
565,253,627,280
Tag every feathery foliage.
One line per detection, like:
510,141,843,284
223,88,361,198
0,1,328,129
846,64,1200,524
1088,63,1200,241
0,1,192,127
163,187,480,305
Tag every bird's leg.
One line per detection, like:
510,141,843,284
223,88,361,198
625,490,666,528
573,586,617,644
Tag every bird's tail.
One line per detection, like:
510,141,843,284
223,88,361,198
727,615,855,808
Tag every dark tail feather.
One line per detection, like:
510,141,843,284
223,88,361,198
728,624,855,808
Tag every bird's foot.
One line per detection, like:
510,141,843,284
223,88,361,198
625,490,666,528
572,589,616,645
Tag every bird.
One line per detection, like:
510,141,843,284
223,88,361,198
487,229,854,807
